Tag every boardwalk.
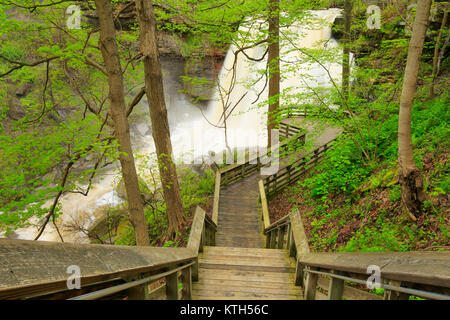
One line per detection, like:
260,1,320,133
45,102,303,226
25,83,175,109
216,175,263,248
192,118,342,300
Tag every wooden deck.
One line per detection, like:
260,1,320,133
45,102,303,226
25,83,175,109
216,175,264,248
193,117,343,300
192,246,302,300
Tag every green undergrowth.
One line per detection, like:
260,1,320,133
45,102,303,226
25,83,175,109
275,97,449,253
98,168,215,247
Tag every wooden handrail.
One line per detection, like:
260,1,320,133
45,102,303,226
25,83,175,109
68,261,196,300
262,208,450,300
263,138,336,199
264,214,290,234
0,239,196,300
0,206,216,300
298,251,450,290
211,171,221,225
219,132,307,187
259,180,270,230
187,207,216,282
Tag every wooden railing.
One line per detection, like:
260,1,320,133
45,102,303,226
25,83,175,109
278,105,313,118
263,210,450,300
219,130,306,188
259,137,450,300
0,206,216,300
263,138,335,199
187,207,217,283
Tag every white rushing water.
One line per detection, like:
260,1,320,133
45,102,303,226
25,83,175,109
8,8,346,243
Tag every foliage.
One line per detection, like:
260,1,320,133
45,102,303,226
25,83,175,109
339,224,411,252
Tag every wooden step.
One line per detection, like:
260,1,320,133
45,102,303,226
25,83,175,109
197,268,295,283
215,241,263,248
192,288,302,300
199,255,294,268
215,242,262,248
215,234,262,240
203,246,286,257
196,278,295,290
192,284,301,297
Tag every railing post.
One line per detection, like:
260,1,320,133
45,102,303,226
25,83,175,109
270,229,277,248
192,257,199,282
328,270,344,300
384,280,410,300
265,233,271,249
304,267,318,300
181,266,192,300
125,274,150,300
294,261,305,287
289,235,296,258
286,224,292,250
277,226,285,249
165,272,179,300
200,222,205,253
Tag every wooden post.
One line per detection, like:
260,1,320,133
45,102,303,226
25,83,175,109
270,230,277,248
304,268,318,300
125,274,149,300
192,257,199,282
294,261,304,287
286,224,292,249
200,222,205,253
328,271,344,300
289,234,296,257
384,280,410,300
265,233,271,249
277,226,285,249
181,267,192,300
165,272,179,300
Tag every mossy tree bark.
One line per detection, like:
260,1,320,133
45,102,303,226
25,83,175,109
94,0,150,246
135,0,186,236
398,0,432,217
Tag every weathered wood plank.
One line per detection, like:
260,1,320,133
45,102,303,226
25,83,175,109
259,180,271,230
165,272,178,300
0,239,195,299
299,251,450,289
290,209,311,258
187,207,206,254
212,171,221,225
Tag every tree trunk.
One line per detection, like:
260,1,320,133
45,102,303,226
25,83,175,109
398,0,432,216
430,6,448,98
135,0,186,236
267,0,280,148
94,0,150,246
342,0,352,103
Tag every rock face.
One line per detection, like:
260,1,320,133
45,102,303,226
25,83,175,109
182,53,224,101
7,97,25,120
6,82,33,120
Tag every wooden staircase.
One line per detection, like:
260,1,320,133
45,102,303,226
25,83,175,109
192,246,303,300
193,172,304,300
216,175,263,248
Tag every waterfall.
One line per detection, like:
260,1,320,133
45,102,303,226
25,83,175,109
203,8,346,153
5,8,347,243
